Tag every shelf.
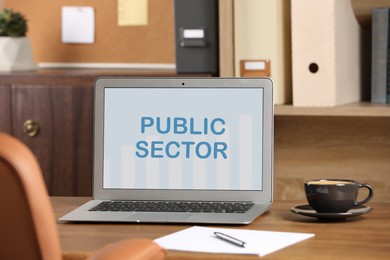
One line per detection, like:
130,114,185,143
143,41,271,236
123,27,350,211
275,102,390,117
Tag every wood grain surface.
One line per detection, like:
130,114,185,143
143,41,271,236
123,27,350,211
53,197,390,260
275,115,390,202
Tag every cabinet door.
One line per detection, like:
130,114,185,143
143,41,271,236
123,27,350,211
0,84,11,133
11,84,93,196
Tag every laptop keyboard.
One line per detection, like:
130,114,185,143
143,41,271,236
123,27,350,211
89,201,254,213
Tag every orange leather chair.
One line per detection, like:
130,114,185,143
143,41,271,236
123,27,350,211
0,132,166,260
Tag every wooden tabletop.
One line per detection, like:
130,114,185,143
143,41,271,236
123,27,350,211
53,197,390,259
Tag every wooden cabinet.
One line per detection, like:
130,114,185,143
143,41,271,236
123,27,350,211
11,84,93,196
1,70,389,202
0,85,11,133
0,69,179,196
274,104,390,203
0,77,94,195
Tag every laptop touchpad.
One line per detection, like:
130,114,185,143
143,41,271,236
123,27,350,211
127,212,191,222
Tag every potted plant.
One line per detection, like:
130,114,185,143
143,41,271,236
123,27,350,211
0,8,36,71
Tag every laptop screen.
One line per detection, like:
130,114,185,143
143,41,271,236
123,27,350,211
103,87,264,191
94,78,273,202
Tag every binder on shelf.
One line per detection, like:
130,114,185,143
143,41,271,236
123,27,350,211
234,0,292,105
174,0,219,75
371,8,390,104
291,0,365,107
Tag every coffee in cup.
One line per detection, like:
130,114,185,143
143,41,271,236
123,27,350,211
304,179,373,213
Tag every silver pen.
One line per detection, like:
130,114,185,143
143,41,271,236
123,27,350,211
214,231,246,248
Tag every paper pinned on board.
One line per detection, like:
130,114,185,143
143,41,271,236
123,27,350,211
61,6,95,44
118,0,148,26
154,226,314,257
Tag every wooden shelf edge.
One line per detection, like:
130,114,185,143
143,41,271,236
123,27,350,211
275,102,390,117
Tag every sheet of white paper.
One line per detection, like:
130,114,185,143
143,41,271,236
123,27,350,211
62,6,95,44
155,226,314,257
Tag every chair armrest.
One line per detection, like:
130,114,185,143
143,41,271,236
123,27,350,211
88,239,166,260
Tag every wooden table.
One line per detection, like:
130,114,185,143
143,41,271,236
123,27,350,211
53,197,390,259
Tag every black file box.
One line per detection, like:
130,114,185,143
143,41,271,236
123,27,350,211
174,0,219,75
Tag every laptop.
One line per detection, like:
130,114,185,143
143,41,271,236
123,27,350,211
59,77,273,224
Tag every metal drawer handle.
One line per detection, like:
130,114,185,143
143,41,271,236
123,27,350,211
23,120,40,137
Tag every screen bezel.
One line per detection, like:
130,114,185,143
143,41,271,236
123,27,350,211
93,77,273,202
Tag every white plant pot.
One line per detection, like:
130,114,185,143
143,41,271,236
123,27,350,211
0,37,37,71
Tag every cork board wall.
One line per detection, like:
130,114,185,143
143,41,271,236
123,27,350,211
3,0,175,64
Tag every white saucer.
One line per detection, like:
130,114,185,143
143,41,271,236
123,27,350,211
290,204,373,219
